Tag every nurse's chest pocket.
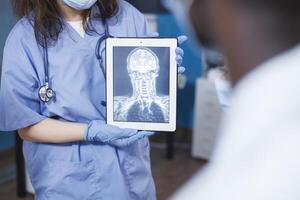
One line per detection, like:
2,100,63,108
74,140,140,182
44,160,102,200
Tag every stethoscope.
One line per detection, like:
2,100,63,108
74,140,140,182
38,19,111,103
38,40,56,103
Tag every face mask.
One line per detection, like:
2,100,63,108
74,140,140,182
63,0,97,10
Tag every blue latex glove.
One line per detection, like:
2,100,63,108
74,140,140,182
176,35,188,73
148,33,188,74
84,120,154,148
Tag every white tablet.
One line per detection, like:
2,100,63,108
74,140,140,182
106,38,178,132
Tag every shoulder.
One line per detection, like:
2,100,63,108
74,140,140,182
235,47,300,105
2,17,39,75
227,48,300,128
118,0,145,20
5,17,35,49
116,0,148,36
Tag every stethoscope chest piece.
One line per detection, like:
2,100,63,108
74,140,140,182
37,19,109,103
39,83,56,103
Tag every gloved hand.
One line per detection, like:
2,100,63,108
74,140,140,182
84,120,154,148
147,32,188,74
176,35,188,73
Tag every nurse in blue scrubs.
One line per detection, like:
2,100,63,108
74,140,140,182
0,0,186,199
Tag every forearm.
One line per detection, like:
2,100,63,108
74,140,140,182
18,118,87,143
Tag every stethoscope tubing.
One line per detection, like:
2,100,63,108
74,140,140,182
95,19,112,79
40,19,110,103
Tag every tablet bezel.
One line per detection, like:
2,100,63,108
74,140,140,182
106,37,178,132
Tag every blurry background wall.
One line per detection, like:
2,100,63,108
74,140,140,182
0,0,17,151
0,0,202,150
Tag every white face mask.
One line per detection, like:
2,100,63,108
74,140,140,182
63,0,97,10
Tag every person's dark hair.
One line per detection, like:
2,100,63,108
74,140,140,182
237,0,300,38
12,0,118,47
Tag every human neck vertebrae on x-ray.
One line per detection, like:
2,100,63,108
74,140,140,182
114,47,169,123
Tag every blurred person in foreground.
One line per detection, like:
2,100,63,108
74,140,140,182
170,0,300,199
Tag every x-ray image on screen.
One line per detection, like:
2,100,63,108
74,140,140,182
113,47,170,123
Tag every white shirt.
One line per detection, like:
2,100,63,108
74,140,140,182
172,44,300,200
67,20,85,38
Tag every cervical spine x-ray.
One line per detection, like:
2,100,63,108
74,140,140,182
113,47,170,123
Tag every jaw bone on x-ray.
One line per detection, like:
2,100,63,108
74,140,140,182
114,47,170,123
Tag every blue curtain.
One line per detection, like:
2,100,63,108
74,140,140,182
157,14,202,128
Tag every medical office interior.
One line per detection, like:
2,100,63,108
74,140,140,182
1,0,220,199
2,0,296,199
0,1,213,199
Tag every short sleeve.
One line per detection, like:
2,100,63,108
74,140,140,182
135,13,150,37
0,21,46,131
133,7,150,37
120,0,150,37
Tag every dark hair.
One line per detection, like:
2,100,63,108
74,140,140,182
12,0,118,47
237,0,300,37
239,0,300,14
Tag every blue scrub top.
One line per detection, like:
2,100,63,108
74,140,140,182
0,1,156,199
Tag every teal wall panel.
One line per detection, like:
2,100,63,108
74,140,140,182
0,132,15,151
0,0,16,151
157,14,202,128
0,0,16,60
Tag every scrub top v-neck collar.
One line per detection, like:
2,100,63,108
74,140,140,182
67,20,86,38
64,21,92,48
63,18,107,50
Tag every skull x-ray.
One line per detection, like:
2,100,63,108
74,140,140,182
113,47,170,123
